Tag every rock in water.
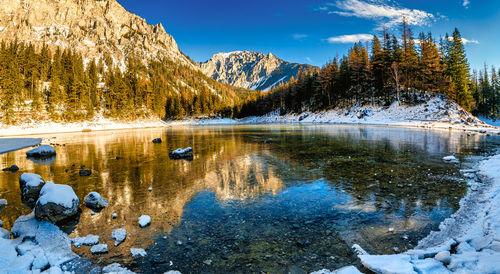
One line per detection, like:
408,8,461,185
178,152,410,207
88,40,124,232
26,145,56,158
139,215,151,228
84,192,109,210
443,155,459,163
0,199,7,211
169,147,194,160
19,173,46,209
111,228,127,246
72,234,99,248
79,169,92,176
90,244,108,254
34,182,80,223
152,138,162,144
2,164,19,172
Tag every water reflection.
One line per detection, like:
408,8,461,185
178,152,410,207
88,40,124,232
0,125,497,272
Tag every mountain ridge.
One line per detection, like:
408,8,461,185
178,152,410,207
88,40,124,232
199,50,315,91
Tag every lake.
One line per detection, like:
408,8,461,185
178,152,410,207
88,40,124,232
0,125,498,273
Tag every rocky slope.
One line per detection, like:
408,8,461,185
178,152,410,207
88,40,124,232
0,0,192,69
199,51,314,91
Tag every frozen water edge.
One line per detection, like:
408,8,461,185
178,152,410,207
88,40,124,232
321,153,500,274
0,138,41,154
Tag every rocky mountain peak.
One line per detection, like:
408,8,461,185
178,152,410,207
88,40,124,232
0,0,193,69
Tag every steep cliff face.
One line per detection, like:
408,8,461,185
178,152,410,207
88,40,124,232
0,0,193,69
199,51,314,91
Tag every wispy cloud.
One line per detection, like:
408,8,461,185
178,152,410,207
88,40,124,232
462,0,470,8
448,36,479,44
306,57,313,63
327,33,373,43
292,34,309,41
319,0,435,28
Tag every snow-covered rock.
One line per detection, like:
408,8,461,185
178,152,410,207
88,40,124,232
102,263,134,274
34,182,80,223
131,248,147,257
112,213,118,219
84,192,109,210
72,234,100,248
90,244,108,254
169,147,193,159
359,254,417,274
411,258,450,273
19,173,46,209
111,228,127,246
0,227,10,239
0,199,7,211
26,145,56,157
311,266,362,274
443,155,459,163
434,250,451,264
139,215,151,228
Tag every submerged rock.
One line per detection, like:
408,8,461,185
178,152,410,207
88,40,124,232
2,164,19,172
111,228,127,246
34,182,80,223
79,169,92,176
26,145,56,157
152,138,162,144
169,147,193,160
19,173,46,209
84,192,109,210
139,215,151,228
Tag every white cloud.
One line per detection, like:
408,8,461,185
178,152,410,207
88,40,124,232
462,0,470,8
306,57,313,63
447,36,479,44
320,0,435,28
327,33,373,43
292,34,309,40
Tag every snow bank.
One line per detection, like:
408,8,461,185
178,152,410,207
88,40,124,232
0,138,41,154
347,153,500,274
240,96,500,133
0,118,167,137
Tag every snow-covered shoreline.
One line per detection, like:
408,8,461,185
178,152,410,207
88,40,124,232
0,138,41,154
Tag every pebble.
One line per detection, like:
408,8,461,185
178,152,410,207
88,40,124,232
112,213,117,219
148,187,152,192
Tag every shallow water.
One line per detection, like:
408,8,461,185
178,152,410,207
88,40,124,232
0,125,498,273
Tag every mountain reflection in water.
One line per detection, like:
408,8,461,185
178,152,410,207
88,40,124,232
0,125,496,272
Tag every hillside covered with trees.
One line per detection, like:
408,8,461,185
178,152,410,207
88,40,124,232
0,41,254,125
237,22,499,119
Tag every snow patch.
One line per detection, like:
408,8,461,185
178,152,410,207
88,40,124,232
72,235,100,248
139,215,151,228
111,228,127,246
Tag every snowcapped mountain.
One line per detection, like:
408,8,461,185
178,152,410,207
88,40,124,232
199,51,315,91
0,0,193,69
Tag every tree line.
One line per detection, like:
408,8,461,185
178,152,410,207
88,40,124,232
0,41,250,124
237,23,498,118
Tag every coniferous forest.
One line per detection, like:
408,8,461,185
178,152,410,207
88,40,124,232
237,23,499,119
0,41,253,124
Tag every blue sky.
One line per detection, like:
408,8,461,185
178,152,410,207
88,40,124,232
119,0,500,70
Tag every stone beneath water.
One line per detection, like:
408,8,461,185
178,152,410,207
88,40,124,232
2,164,19,172
169,147,193,160
84,192,109,210
139,215,151,228
111,228,127,246
72,234,100,248
26,145,56,157
34,182,80,223
90,244,108,254
19,173,46,209
152,138,162,144
79,169,92,176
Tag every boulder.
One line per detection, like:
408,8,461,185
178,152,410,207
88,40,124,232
19,173,46,209
84,192,109,210
152,138,162,144
111,228,126,246
34,182,80,224
79,169,92,176
26,145,56,158
169,147,193,160
2,164,19,172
